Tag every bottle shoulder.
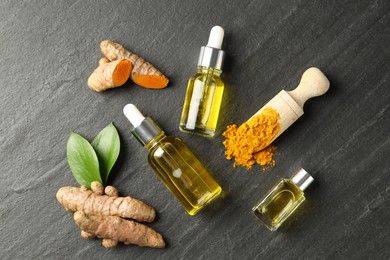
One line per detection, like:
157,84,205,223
283,179,305,196
147,136,194,165
160,135,182,143
149,136,186,151
190,68,223,82
190,73,224,86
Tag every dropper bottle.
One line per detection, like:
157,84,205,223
179,25,226,137
123,104,222,215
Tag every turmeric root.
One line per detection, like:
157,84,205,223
81,230,96,239
56,186,155,222
57,184,164,249
90,181,104,195
104,185,118,197
102,238,118,248
88,58,132,92
98,57,110,66
100,40,169,89
74,211,165,248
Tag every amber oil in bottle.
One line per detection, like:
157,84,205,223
179,26,226,137
124,104,222,215
252,168,314,231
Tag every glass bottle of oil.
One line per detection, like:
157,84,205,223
179,26,226,137
123,104,222,215
252,168,314,231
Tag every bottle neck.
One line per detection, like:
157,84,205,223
145,132,166,150
197,46,225,70
131,117,164,147
197,66,222,76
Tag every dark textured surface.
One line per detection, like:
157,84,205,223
1,0,389,259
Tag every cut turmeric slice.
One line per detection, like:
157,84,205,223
132,74,169,89
88,58,132,92
100,40,169,89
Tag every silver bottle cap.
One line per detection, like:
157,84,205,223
131,117,163,146
198,46,225,70
291,168,314,192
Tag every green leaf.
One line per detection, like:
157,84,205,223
91,123,120,184
67,132,102,189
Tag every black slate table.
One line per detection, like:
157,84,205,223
1,0,389,259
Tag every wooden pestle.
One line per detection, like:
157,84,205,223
248,67,330,147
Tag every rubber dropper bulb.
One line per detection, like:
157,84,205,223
206,26,224,49
123,104,145,128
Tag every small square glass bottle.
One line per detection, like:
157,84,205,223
252,168,314,231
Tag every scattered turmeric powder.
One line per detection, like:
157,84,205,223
222,107,280,170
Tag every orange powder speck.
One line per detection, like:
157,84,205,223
222,107,280,170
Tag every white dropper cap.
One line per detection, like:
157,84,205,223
123,104,145,128
206,25,224,49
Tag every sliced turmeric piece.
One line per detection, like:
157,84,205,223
74,211,165,248
132,74,168,89
56,186,155,222
87,58,132,92
100,39,169,89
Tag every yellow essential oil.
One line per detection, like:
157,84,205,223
180,66,224,137
124,104,222,215
252,168,314,231
147,134,221,215
179,26,226,137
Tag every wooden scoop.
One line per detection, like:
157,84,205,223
249,67,330,146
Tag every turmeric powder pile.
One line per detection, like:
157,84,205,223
223,107,280,170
